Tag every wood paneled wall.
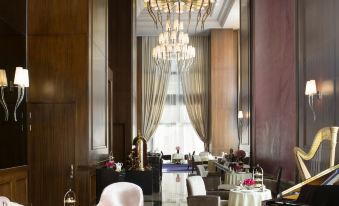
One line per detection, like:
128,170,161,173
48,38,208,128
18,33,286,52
0,166,28,205
0,0,27,169
27,0,108,205
210,29,239,155
297,0,339,176
28,104,75,206
109,0,136,163
252,0,297,181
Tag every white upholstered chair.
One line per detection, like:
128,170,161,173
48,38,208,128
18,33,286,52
97,182,143,206
186,176,228,206
0,196,10,206
0,196,23,206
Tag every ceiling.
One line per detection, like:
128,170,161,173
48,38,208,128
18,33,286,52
136,0,240,36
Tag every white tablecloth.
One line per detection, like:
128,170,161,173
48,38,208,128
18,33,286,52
224,172,252,185
228,189,272,206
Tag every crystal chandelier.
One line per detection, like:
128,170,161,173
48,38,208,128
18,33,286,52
152,19,195,71
144,0,215,30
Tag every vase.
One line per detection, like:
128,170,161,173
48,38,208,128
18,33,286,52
176,150,179,154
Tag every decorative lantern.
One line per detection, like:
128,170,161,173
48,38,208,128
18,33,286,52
64,189,76,206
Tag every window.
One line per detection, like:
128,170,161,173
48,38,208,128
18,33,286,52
148,63,204,155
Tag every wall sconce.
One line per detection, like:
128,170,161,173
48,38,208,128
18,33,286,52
238,110,245,126
0,67,29,121
305,80,321,121
0,69,9,121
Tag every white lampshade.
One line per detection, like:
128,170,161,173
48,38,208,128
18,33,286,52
305,80,317,95
14,67,29,87
0,69,8,87
238,110,244,119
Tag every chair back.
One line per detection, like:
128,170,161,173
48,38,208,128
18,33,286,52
196,165,208,177
0,196,10,206
186,176,207,196
97,182,143,206
263,167,283,198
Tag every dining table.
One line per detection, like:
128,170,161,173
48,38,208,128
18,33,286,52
228,188,272,206
224,171,252,185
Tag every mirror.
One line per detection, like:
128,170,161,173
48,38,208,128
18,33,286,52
0,1,27,168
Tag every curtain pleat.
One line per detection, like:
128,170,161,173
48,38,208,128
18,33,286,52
142,37,171,141
180,36,210,150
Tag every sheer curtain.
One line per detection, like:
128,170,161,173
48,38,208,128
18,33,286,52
142,37,171,141
148,62,204,155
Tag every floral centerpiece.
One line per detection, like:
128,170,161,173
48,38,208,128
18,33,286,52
235,150,246,162
242,178,256,189
105,159,116,170
175,146,181,154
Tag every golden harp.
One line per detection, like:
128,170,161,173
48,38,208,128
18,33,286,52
294,126,338,180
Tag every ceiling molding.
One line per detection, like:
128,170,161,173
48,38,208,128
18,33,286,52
217,0,235,28
136,0,239,36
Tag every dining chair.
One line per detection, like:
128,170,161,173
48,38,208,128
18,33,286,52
0,196,9,206
264,167,282,198
97,182,143,206
186,175,228,206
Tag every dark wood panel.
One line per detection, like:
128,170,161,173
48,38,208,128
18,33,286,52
27,0,87,35
28,103,75,206
76,166,97,206
297,0,339,176
0,166,28,205
252,0,297,181
109,0,135,163
113,123,126,162
210,29,239,155
0,0,27,169
27,35,87,103
0,0,26,35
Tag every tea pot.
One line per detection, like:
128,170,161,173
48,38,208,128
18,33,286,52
115,162,123,172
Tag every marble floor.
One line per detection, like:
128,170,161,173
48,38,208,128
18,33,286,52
144,172,189,206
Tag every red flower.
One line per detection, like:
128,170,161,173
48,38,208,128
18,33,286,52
243,178,256,186
105,160,116,169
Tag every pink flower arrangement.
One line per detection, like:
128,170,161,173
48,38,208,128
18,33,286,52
175,146,181,151
243,178,256,186
105,160,116,169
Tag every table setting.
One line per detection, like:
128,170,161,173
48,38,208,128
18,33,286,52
227,165,272,206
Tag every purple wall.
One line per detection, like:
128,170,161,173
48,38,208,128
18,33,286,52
252,0,297,181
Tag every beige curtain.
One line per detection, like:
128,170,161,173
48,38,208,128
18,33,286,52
180,36,210,150
142,37,171,141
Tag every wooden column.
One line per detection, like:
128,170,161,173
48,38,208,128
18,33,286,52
252,0,296,181
210,29,239,155
109,0,136,163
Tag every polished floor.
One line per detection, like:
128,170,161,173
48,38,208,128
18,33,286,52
144,172,188,206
